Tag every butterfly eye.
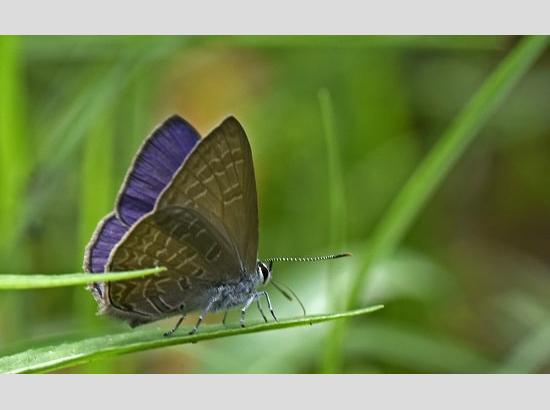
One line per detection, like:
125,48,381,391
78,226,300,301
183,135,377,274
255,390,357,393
258,262,270,284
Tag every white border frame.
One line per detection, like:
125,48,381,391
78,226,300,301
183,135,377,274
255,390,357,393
1,0,549,34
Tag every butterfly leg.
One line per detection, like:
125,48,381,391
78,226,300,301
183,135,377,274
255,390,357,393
189,295,218,335
188,316,204,336
256,297,268,323
164,315,186,337
240,293,258,328
259,291,278,322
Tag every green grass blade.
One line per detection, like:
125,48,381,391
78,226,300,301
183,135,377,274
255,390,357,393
349,35,549,309
0,267,166,289
77,111,116,372
318,88,347,256
79,116,115,259
0,36,29,339
318,88,349,371
0,36,28,252
324,35,549,372
0,305,383,374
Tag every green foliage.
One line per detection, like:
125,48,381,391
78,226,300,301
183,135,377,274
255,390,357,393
1,35,549,373
347,36,548,309
324,35,549,372
0,306,383,373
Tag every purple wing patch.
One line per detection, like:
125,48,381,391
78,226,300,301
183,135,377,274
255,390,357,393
84,212,128,300
84,212,129,273
116,115,200,226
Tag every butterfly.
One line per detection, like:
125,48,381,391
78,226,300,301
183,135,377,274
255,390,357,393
83,115,349,335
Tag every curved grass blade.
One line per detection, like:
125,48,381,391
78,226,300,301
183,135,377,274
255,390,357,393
0,305,383,374
348,35,549,311
0,267,166,290
0,36,29,338
318,88,349,371
324,35,550,372
318,88,347,254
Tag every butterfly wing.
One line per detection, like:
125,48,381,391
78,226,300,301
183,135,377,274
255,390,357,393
104,206,242,326
115,115,200,226
84,115,200,275
101,116,259,326
156,116,259,274
83,212,129,304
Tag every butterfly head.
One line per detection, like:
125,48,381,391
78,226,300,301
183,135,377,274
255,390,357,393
256,260,273,285
255,253,351,317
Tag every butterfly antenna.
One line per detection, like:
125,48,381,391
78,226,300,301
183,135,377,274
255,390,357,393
271,280,307,317
271,280,293,302
265,252,352,263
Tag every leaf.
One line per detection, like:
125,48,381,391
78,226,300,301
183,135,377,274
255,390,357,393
0,267,166,289
0,305,383,373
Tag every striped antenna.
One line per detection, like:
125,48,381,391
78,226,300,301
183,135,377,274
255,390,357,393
265,252,351,263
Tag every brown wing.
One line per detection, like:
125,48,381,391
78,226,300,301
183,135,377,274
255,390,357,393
104,206,241,326
155,116,259,273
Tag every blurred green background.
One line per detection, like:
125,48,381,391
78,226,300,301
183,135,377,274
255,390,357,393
0,35,549,373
